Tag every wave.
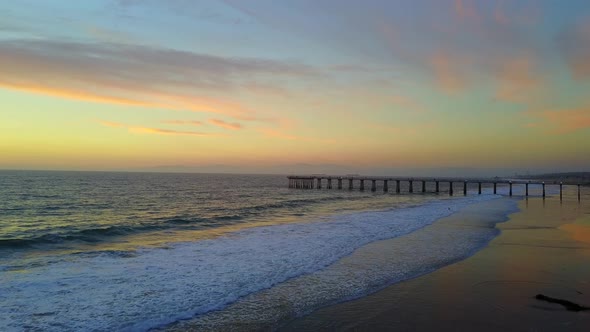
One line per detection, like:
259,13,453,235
0,195,371,249
0,224,166,248
0,194,510,331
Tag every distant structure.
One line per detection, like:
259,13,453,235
288,175,582,201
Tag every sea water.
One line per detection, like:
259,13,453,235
0,171,529,331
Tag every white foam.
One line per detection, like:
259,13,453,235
0,194,501,332
176,198,520,331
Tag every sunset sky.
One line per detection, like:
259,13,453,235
1,0,589,174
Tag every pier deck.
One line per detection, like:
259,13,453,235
287,175,582,200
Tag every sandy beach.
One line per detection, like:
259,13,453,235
282,195,590,331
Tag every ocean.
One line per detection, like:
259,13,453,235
0,171,534,331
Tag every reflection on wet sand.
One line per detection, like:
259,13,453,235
282,192,590,331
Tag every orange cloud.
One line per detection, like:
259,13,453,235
209,119,243,130
495,55,543,102
429,51,468,94
0,82,151,107
0,78,256,120
98,120,219,137
528,107,590,134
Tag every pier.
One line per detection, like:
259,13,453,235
288,175,583,201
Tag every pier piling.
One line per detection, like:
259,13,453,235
287,176,579,200
560,182,563,201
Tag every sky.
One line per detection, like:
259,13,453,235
1,0,589,175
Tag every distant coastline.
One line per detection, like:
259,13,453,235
515,172,590,185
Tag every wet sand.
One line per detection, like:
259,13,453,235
281,196,590,331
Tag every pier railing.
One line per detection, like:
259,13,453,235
287,175,582,201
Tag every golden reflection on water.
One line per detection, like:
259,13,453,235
38,204,358,257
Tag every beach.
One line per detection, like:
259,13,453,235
282,195,590,331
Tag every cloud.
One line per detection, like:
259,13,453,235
527,107,590,134
420,48,545,100
258,128,335,144
494,54,543,102
98,120,219,137
429,51,468,94
129,127,218,137
208,119,243,130
0,82,152,107
494,0,509,25
85,25,135,44
0,39,316,119
162,120,203,126
454,0,479,19
559,19,590,80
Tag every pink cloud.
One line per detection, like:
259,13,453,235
560,20,590,80
494,0,509,25
129,127,217,137
162,120,203,126
454,0,479,20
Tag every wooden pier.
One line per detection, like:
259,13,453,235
288,175,583,201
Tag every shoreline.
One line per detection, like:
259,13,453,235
281,195,590,331
162,196,518,331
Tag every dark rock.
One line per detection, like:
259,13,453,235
535,294,590,312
